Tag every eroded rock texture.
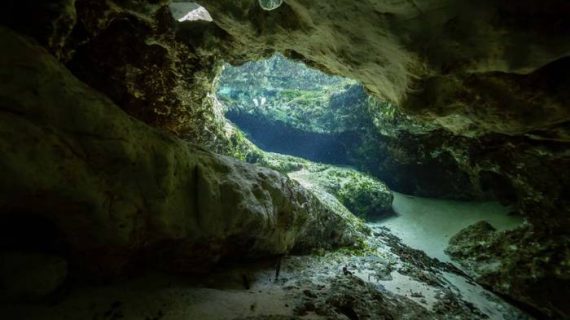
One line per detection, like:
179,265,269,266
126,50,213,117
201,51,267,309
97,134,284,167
201,0,570,233
0,28,364,281
201,0,570,140
3,0,233,145
197,2,570,317
0,0,569,318
447,222,570,319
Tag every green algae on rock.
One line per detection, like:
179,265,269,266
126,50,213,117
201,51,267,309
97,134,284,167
287,165,394,220
446,222,570,319
207,120,394,221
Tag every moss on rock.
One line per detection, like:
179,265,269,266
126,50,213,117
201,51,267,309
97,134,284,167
256,153,394,220
446,223,570,319
216,123,393,221
289,166,394,220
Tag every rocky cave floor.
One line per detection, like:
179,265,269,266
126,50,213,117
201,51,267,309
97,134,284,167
2,224,530,320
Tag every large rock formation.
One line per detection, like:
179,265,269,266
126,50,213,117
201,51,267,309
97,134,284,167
200,0,570,141
0,27,365,282
216,56,483,200
206,0,570,228
199,125,396,221
3,0,233,145
0,0,569,318
199,0,570,229
197,2,570,317
216,56,568,216
446,222,570,319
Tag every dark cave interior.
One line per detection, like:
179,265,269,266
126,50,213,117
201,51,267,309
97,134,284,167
0,1,569,319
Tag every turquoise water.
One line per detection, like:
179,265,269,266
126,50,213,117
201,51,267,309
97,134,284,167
375,192,524,262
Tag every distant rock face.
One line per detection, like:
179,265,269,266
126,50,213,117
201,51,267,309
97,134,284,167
217,55,360,135
217,57,489,201
446,223,570,319
0,27,365,278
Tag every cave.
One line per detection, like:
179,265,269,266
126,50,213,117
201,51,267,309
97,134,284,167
0,1,569,319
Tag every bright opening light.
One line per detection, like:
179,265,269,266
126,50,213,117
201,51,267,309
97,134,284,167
169,2,213,22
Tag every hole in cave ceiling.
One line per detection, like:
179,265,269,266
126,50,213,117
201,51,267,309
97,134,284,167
169,2,213,22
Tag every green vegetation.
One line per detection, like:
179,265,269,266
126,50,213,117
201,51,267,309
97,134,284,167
217,54,436,141
224,127,264,163
217,55,371,134
288,163,394,219
219,126,394,220
216,55,425,221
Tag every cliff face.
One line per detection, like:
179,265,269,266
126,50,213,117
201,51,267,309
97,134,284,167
3,1,568,141
0,0,569,317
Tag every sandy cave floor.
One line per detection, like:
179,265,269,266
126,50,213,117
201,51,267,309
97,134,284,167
1,195,530,320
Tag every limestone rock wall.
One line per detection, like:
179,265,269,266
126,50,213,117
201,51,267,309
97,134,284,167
2,0,236,148
0,0,568,316
0,27,364,278
191,3,570,315
446,222,570,319
64,0,234,148
4,0,566,210
201,0,570,141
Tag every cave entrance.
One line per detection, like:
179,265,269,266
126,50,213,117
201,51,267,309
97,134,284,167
216,54,376,166
215,54,523,263
214,54,526,316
